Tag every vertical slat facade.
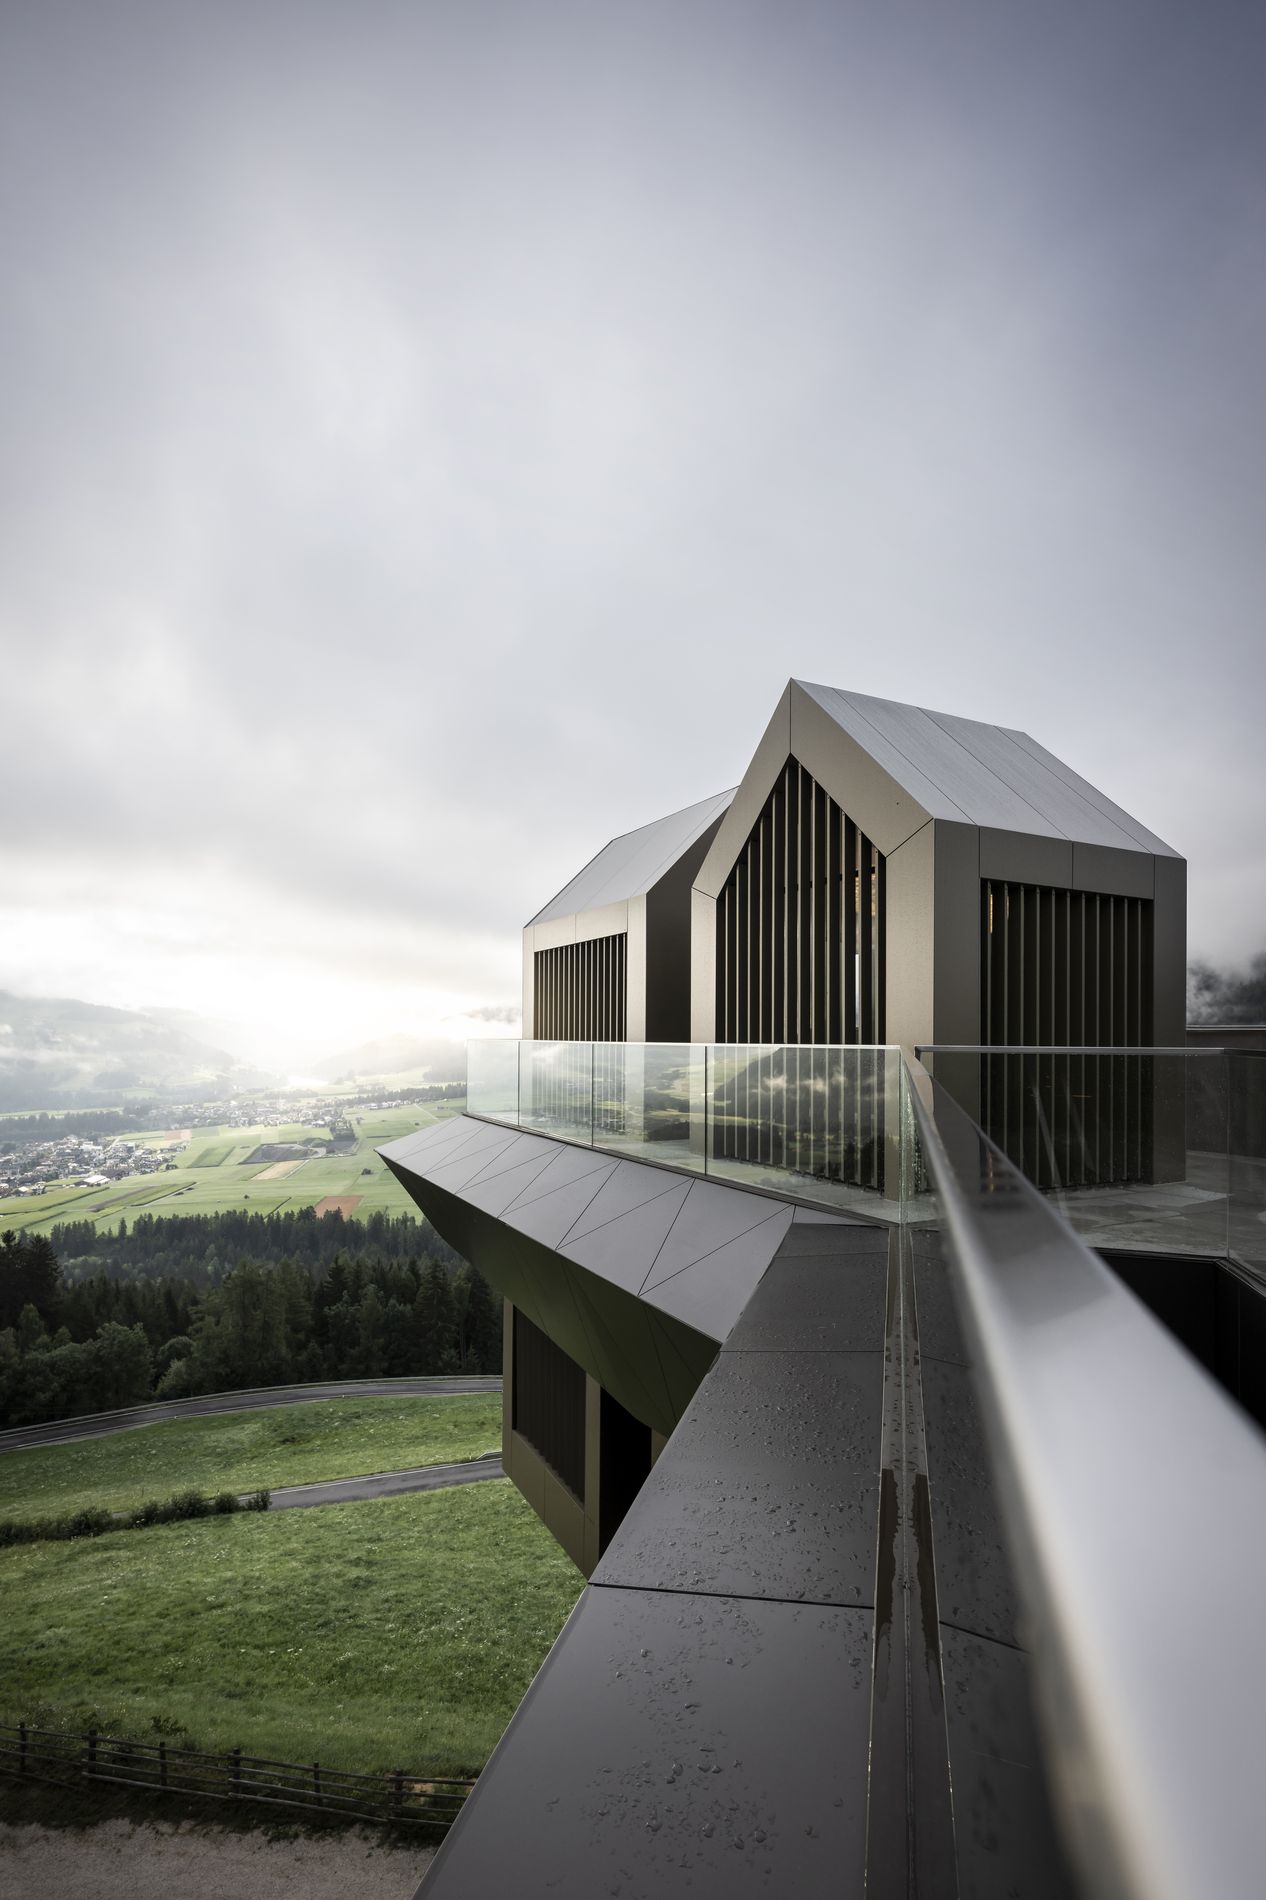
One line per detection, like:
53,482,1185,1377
711,756,887,1193
715,757,885,1047
533,933,628,1042
980,880,1155,1188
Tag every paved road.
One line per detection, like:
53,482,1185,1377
263,1453,505,1510
0,1377,502,1454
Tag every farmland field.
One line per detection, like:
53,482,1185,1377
0,1393,503,1524
0,1104,459,1233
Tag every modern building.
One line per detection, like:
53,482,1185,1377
381,683,1263,1900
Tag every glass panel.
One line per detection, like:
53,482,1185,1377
519,1040,593,1145
591,1043,705,1174
1229,1052,1266,1282
466,1039,519,1125
919,1047,1232,1261
705,1043,902,1217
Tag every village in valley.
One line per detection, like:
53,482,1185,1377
0,1083,462,1220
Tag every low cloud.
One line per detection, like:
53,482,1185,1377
1188,955,1266,1027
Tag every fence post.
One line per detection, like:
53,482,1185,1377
229,1746,242,1800
159,1741,167,1789
86,1729,98,1779
313,1760,323,1810
18,1722,27,1776
390,1768,403,1825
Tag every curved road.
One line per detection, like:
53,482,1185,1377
0,1376,502,1454
263,1453,504,1510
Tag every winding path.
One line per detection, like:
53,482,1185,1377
0,1376,502,1453
262,1453,505,1510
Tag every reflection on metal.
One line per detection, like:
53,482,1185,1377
908,1062,1266,1900
981,883,1154,1184
533,933,627,1041
716,757,884,1046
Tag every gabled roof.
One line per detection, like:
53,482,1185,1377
530,789,735,925
796,682,1179,855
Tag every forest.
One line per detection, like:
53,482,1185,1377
0,1214,500,1429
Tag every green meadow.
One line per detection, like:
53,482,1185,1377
0,1481,581,1774
0,1393,502,1524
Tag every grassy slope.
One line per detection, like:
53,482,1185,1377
0,1395,503,1523
0,1481,582,1773
0,1104,458,1233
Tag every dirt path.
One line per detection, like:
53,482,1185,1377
0,1819,433,1899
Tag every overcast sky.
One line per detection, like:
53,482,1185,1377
2,0,1263,1065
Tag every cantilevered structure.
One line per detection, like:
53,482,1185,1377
380,682,1266,1900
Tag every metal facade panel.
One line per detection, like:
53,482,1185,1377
1152,852,1188,1044
571,900,630,943
1072,842,1155,898
529,914,576,953
690,886,716,1041
883,818,935,1049
381,1118,800,1350
978,827,1073,888
530,790,735,924
933,820,983,1047
638,1216,794,1337
625,892,648,1041
691,684,795,900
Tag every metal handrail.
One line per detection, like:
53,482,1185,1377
906,1058,1266,1900
915,1043,1221,1055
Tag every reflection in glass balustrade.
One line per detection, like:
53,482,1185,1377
1228,1052,1266,1280
591,1044,704,1171
464,1040,911,1218
706,1044,898,1207
519,1041,593,1145
917,1046,1261,1268
466,1039,519,1126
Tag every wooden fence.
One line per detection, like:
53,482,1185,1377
0,1723,473,1831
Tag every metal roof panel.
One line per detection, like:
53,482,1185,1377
794,683,1176,855
530,788,735,924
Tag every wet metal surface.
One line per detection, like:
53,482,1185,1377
419,1584,872,1898
593,1351,881,1605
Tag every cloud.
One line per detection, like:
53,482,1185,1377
1,0,1263,1043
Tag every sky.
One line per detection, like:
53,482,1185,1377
2,0,1263,1067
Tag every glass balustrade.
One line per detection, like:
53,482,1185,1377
465,1038,1265,1255
916,1045,1266,1277
465,1038,907,1216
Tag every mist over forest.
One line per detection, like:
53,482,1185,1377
1188,954,1266,1026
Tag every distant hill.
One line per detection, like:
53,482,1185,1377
0,991,261,1110
308,1034,466,1084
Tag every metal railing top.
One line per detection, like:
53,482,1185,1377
906,1060,1266,1900
914,1043,1221,1055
